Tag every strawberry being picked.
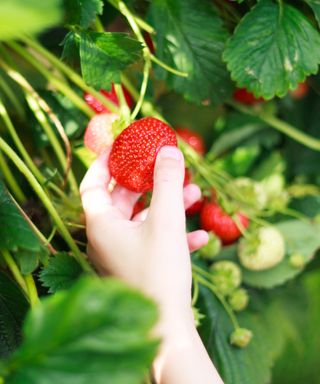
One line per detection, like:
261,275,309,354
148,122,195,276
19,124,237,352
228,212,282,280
84,83,133,114
200,202,249,245
109,117,177,193
84,113,119,155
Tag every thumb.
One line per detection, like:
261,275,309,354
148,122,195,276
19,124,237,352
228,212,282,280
147,146,185,228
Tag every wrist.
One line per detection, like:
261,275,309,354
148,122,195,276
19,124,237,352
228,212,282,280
153,304,196,347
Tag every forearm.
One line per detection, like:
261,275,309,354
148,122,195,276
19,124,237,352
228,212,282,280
153,308,224,384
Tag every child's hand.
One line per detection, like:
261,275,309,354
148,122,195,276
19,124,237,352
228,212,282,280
80,146,224,384
80,146,208,313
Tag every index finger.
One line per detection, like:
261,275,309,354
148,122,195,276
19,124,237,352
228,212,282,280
80,149,118,218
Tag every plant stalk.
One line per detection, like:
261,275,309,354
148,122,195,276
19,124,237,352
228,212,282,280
0,137,93,273
0,150,27,203
1,249,27,293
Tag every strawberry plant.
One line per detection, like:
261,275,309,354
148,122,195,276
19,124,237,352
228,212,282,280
1,0,320,383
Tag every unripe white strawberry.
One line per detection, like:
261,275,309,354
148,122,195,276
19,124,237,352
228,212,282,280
238,226,285,271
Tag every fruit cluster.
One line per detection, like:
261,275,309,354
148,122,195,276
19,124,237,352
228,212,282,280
82,84,296,348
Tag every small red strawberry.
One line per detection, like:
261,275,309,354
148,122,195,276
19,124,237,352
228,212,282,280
176,127,205,155
84,113,118,155
186,199,204,215
233,88,264,105
109,117,177,192
200,202,249,245
84,83,133,114
290,82,309,100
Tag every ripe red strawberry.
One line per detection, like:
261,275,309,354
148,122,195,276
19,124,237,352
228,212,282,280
290,82,309,100
176,127,205,155
84,84,133,114
186,199,204,215
84,113,118,155
200,202,249,245
109,117,177,192
233,88,264,105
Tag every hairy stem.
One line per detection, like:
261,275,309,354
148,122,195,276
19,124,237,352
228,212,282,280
230,101,320,151
192,267,239,330
0,96,65,198
1,249,27,293
0,73,25,119
25,274,40,307
26,93,78,193
0,138,93,273
6,41,94,117
0,150,27,203
131,59,151,120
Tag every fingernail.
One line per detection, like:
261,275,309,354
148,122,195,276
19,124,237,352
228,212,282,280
158,146,183,161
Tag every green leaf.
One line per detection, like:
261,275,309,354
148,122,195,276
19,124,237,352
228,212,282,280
64,0,103,29
223,0,320,99
305,0,320,27
198,285,287,384
39,252,83,293
61,31,80,68
14,250,39,275
148,0,233,105
79,32,142,90
4,277,158,384
0,271,28,358
242,220,320,289
273,271,320,384
0,0,62,41
0,182,42,253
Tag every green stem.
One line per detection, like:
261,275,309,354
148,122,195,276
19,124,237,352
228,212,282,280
114,83,131,124
20,37,120,115
25,274,40,307
230,101,320,152
0,73,25,119
0,98,44,182
25,93,78,194
95,17,104,32
193,270,239,330
192,277,199,306
116,0,187,78
0,150,27,203
150,54,188,77
1,249,27,293
5,41,94,118
120,74,140,100
0,138,93,273
0,96,65,198
11,196,56,255
131,59,151,120
108,0,154,34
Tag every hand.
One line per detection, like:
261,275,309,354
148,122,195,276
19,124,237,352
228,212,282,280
80,146,208,313
80,145,224,384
